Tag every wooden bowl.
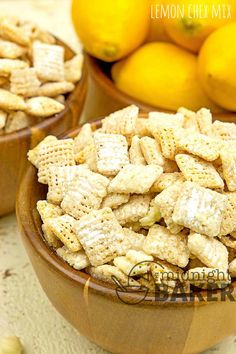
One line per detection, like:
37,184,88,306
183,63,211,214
81,53,236,124
17,119,236,354
0,40,87,217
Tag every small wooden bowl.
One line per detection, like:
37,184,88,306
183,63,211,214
81,53,236,124
0,40,87,217
17,119,236,354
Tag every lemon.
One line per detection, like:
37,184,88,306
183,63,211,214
163,0,236,52
71,0,150,62
146,0,172,43
112,42,220,112
198,22,236,111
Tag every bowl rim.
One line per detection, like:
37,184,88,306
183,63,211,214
0,38,85,142
17,118,236,307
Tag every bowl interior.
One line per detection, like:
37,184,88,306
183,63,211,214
17,116,236,306
0,37,84,141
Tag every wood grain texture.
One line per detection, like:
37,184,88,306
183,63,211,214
16,118,236,354
0,40,87,217
81,53,236,125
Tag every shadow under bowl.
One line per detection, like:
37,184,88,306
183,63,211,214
0,39,87,217
17,119,236,354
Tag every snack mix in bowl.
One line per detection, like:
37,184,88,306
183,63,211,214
28,105,236,293
0,16,83,134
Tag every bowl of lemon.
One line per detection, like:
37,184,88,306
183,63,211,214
71,0,236,123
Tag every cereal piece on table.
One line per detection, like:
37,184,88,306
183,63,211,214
114,250,153,276
143,225,190,267
33,42,65,82
0,110,7,130
102,193,130,209
0,39,26,59
47,165,88,204
0,17,31,45
64,53,83,83
36,200,63,223
172,181,227,237
196,108,213,136
147,111,184,132
113,194,151,225
27,135,57,168
175,154,224,189
175,130,219,161
122,228,145,252
212,120,236,141
219,235,236,249
94,132,129,176
151,260,184,288
178,107,200,133
74,123,94,155
42,222,62,248
87,265,138,286
154,127,178,160
140,136,165,166
129,136,146,165
37,138,75,184
184,267,230,289
5,111,34,133
108,164,163,194
46,214,82,252
220,193,236,236
139,198,161,227
74,207,125,266
0,59,28,76
188,232,229,270
56,247,90,270
187,257,206,269
10,68,41,97
61,169,109,219
220,149,236,191
229,259,236,277
36,81,75,97
0,89,26,111
155,181,184,234
150,172,184,192
101,105,139,140
26,97,65,118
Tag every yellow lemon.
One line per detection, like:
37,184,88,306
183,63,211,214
71,0,150,62
112,42,220,112
146,0,172,42
198,22,236,111
163,0,236,52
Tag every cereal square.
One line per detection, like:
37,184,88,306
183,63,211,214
108,164,163,194
74,207,125,266
172,181,227,237
143,225,190,267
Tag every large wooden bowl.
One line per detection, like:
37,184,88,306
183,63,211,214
81,53,236,124
0,40,87,217
17,119,236,354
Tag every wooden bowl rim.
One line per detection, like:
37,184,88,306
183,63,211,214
0,39,85,143
17,118,236,307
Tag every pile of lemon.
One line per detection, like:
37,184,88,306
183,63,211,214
72,0,236,112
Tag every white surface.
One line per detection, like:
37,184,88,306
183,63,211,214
0,1,235,353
